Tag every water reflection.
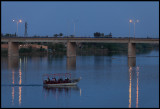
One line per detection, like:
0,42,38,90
43,85,81,99
19,87,22,105
11,87,14,105
136,66,139,108
18,62,22,105
128,66,139,108
12,70,15,105
128,57,136,67
11,57,22,106
129,66,132,108
66,57,76,71
8,56,19,70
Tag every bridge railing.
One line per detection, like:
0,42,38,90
1,36,159,39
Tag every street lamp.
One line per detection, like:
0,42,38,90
129,19,132,38
134,20,139,38
13,19,22,36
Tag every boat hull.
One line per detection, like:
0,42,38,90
43,82,78,86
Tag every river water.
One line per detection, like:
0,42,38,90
1,50,159,108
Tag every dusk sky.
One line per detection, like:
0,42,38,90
1,1,159,38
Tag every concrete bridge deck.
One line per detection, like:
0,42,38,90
1,37,159,58
1,37,159,43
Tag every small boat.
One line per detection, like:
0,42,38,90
42,73,81,86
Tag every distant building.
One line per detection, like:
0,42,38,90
24,22,28,37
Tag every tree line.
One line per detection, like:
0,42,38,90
2,32,112,38
94,32,112,38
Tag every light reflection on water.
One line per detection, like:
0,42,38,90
129,66,132,108
11,87,14,105
1,50,159,108
128,65,139,108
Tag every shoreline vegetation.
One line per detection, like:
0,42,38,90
1,43,159,56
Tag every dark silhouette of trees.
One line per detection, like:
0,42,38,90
59,33,63,37
94,32,104,37
53,34,59,37
2,33,16,37
53,33,63,37
94,32,112,38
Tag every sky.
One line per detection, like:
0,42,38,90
1,1,159,38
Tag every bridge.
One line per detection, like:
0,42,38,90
1,37,159,58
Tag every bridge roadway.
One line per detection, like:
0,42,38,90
1,37,159,58
1,37,159,43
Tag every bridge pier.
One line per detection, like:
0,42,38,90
67,42,76,57
8,41,19,57
128,42,136,58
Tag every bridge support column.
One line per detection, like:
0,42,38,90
67,42,76,57
8,41,19,57
128,42,136,58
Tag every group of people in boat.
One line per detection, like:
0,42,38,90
44,77,71,84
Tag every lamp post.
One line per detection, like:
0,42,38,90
129,19,132,38
13,19,22,36
133,20,139,38
74,22,75,37
129,19,139,38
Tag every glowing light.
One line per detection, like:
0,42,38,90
129,19,132,23
12,19,22,36
19,19,22,23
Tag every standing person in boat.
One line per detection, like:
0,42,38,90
65,77,70,83
47,77,50,82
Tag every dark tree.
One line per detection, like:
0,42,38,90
109,32,112,36
53,34,59,37
59,33,63,37
94,32,101,37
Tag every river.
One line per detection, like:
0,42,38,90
1,50,159,108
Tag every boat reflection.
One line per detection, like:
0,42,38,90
43,85,81,99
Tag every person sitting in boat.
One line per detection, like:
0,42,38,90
47,77,50,82
58,78,63,83
65,77,70,83
52,77,56,82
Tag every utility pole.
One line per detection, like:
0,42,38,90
74,22,75,37
24,22,28,37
